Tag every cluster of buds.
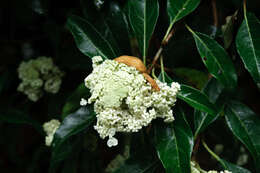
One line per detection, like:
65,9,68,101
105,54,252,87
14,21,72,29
17,56,64,101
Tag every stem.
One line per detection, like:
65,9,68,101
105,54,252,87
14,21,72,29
243,0,247,17
162,20,175,44
147,47,163,74
147,23,175,74
160,56,165,82
123,134,131,159
201,139,227,168
211,0,218,27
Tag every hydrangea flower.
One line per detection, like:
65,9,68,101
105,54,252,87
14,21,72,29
83,56,180,147
17,56,64,101
43,119,61,146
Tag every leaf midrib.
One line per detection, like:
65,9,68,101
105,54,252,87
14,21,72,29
193,32,229,84
170,0,192,26
244,13,260,79
178,93,217,116
70,17,116,59
229,106,260,158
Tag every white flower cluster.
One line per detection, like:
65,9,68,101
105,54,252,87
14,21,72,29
17,56,64,101
43,119,61,146
83,56,180,147
191,162,232,173
208,171,232,173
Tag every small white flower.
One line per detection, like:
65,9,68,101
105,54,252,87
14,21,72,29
43,119,61,146
80,98,88,106
85,58,180,147
107,137,118,147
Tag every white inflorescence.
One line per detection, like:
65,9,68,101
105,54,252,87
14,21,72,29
17,56,64,102
191,162,232,173
83,56,180,147
43,119,61,146
208,171,232,173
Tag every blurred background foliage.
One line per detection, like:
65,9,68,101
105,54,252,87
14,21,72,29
0,0,259,172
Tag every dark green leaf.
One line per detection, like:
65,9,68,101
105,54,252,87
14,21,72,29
177,84,218,116
106,2,131,54
127,0,159,62
187,27,237,88
225,101,260,171
62,83,90,119
0,109,43,135
221,11,238,49
114,155,158,173
194,78,224,137
173,67,208,89
167,0,200,29
66,15,118,59
222,159,251,173
50,136,81,173
52,106,95,149
154,110,193,173
236,12,260,87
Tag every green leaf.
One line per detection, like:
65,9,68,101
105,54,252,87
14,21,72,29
62,83,90,119
167,0,200,24
225,101,260,171
194,78,224,137
187,27,237,88
177,84,218,116
106,2,131,54
173,67,208,89
66,15,118,59
114,155,158,173
236,12,260,87
52,106,95,149
154,110,193,173
127,0,159,62
221,160,251,173
165,0,200,40
221,11,238,49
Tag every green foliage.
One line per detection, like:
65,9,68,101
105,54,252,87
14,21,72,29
236,11,260,87
1,0,260,172
225,101,260,171
66,15,118,59
187,27,237,88
127,0,159,63
154,110,193,173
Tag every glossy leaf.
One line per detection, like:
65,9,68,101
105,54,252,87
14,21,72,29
177,84,218,116
167,0,200,29
52,106,95,149
236,12,260,87
225,101,260,171
194,78,224,137
114,156,158,173
173,67,208,89
106,2,131,54
154,110,193,173
222,160,251,173
127,0,159,61
187,28,237,88
66,15,117,59
62,83,90,119
50,106,95,171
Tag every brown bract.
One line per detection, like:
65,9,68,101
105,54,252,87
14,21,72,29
114,56,147,73
114,55,160,91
